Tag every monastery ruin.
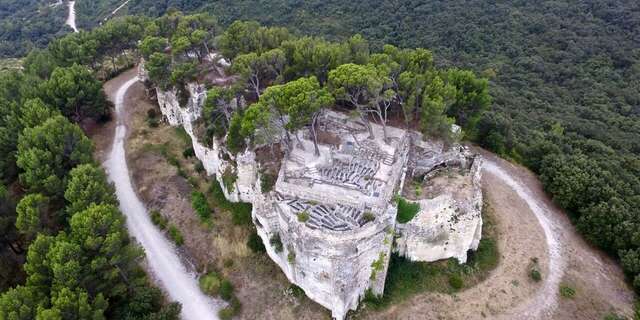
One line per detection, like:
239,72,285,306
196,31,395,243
139,62,484,320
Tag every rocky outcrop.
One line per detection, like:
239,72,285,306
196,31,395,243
395,155,483,263
142,63,484,320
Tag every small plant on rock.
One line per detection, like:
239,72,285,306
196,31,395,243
297,210,310,222
270,233,283,253
559,284,576,298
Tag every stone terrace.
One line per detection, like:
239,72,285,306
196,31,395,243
275,111,409,232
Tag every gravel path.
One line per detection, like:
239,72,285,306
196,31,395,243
66,1,78,32
102,72,222,320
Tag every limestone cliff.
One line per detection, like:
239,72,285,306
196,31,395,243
142,63,484,320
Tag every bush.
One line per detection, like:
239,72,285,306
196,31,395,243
260,172,276,193
247,231,266,253
289,284,305,299
168,225,184,246
199,273,221,296
396,197,420,223
150,210,168,230
529,268,542,282
195,161,205,173
221,166,238,193
191,191,211,220
219,280,234,301
559,285,576,298
448,274,464,290
147,108,158,119
297,211,310,222
363,211,375,223
269,233,283,253
210,180,252,225
217,296,241,320
183,146,195,158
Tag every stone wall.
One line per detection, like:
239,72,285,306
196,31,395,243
143,62,484,319
395,155,483,263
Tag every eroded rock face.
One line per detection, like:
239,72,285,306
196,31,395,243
144,65,483,319
395,151,483,263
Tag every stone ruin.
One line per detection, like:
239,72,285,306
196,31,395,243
139,63,484,320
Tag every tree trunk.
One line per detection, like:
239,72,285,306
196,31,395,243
310,113,320,157
294,131,305,150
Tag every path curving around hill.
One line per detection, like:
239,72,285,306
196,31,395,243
66,1,78,32
102,71,221,320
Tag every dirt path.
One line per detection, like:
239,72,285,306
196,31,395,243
66,0,78,32
99,70,222,320
363,152,634,320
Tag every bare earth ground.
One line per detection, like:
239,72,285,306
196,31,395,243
93,70,635,320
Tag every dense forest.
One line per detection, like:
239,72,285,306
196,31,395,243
0,15,185,319
0,0,639,317
0,0,70,57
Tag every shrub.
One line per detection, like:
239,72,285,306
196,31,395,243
219,280,234,301
287,250,296,264
191,191,211,220
260,172,276,193
195,161,205,173
199,272,221,296
529,268,542,282
363,211,375,223
147,117,159,127
247,231,266,253
168,225,184,246
269,233,283,253
221,166,238,193
210,180,252,225
183,146,195,158
218,296,241,320
150,210,168,230
297,211,310,222
448,274,464,290
559,285,576,298
396,197,420,223
147,108,158,119
289,284,305,299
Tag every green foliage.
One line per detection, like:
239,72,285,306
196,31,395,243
191,191,211,220
530,268,542,282
217,296,241,320
297,211,310,223
64,164,117,216
209,180,252,225
15,193,49,238
363,211,375,223
40,64,109,122
219,279,234,301
247,231,266,253
370,252,386,280
259,172,276,194
150,210,168,230
199,272,221,296
269,233,283,253
289,284,305,299
559,285,576,299
16,115,93,197
396,197,420,223
221,166,238,193
226,112,246,154
168,224,184,246
448,274,464,290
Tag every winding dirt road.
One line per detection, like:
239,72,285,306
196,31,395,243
66,1,78,32
101,71,221,320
